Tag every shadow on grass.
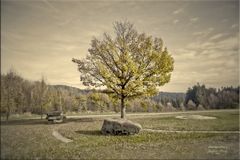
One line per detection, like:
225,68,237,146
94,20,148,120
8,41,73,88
75,130,103,136
75,130,135,137
67,118,95,123
1,118,95,126
1,119,48,125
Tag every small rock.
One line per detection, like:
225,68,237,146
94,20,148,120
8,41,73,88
101,118,142,135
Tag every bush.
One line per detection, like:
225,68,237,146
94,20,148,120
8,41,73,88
197,104,205,110
187,100,197,110
180,102,186,111
162,102,177,112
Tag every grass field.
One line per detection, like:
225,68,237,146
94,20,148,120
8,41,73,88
1,110,239,159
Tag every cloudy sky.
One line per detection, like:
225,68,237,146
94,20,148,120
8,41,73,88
1,0,239,92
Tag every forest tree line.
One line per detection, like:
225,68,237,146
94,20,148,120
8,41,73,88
1,70,239,120
185,83,239,110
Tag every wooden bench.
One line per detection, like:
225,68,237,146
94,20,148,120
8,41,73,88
46,111,66,123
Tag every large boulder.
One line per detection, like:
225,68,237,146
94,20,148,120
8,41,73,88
101,118,142,135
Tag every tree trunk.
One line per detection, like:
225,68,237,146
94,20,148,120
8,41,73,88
120,97,126,119
40,105,43,119
6,106,10,121
6,92,10,121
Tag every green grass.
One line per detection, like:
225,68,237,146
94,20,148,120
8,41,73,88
1,113,42,121
1,109,239,159
131,111,239,131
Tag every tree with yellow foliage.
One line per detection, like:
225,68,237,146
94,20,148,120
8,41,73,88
73,21,174,119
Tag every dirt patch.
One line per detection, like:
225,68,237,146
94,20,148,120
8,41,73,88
175,115,216,120
52,130,73,143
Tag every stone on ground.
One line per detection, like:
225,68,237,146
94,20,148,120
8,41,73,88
101,118,142,135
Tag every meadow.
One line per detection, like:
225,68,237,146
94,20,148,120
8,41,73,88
1,109,239,159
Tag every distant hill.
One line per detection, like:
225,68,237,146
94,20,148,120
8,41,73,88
152,92,186,103
156,92,185,99
49,85,92,95
49,84,186,100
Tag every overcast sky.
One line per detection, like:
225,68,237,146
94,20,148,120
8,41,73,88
1,0,239,92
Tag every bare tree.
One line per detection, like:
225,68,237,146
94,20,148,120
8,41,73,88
2,69,23,120
39,76,48,119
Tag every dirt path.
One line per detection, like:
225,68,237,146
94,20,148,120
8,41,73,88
67,109,237,119
52,127,239,143
52,109,238,142
52,123,73,143
52,130,73,143
142,129,240,134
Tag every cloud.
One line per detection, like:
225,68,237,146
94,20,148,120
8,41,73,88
192,27,214,37
231,24,238,29
42,0,59,13
190,17,199,22
172,34,239,89
221,19,228,23
188,34,238,51
173,8,184,14
173,19,179,24
209,33,224,40
58,17,75,26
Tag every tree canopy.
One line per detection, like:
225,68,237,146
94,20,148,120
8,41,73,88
185,83,239,109
73,21,174,118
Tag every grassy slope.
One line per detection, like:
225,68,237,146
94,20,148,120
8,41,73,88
132,111,239,131
1,110,239,159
